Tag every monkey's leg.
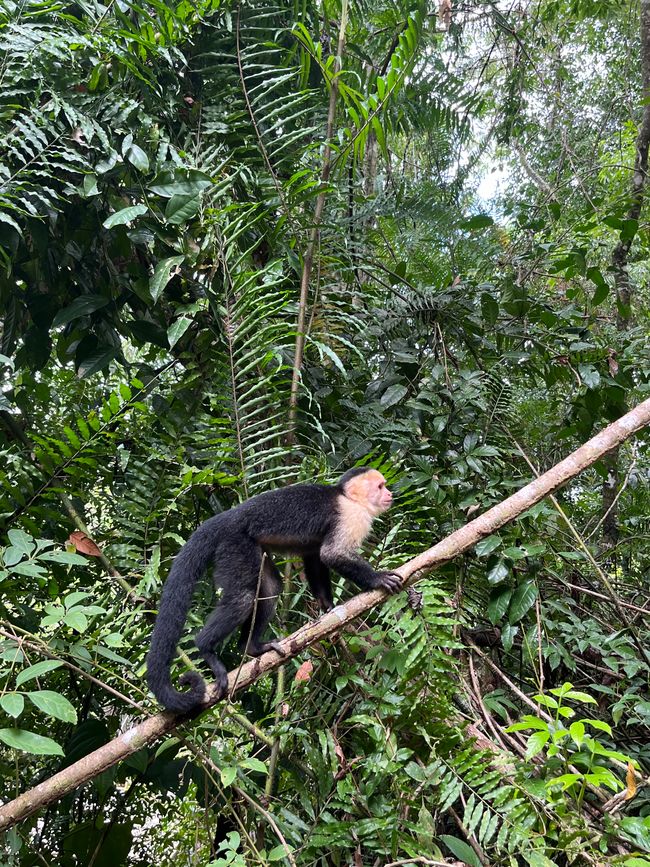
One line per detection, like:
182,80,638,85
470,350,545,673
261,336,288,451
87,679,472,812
238,555,286,658
303,552,334,611
194,594,254,697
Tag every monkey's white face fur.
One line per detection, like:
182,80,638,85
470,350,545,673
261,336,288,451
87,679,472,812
343,470,393,517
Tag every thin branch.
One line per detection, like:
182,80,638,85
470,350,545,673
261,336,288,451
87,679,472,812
1,397,650,830
287,0,349,439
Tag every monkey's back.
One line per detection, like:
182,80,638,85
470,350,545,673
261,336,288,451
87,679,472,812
234,482,335,551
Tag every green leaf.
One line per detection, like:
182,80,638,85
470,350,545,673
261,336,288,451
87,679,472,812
440,835,482,867
27,690,77,723
103,205,148,229
503,545,528,561
81,174,100,198
53,295,110,327
220,766,237,787
586,267,609,305
501,622,517,652
16,661,64,687
562,690,597,704
508,581,537,624
506,715,548,732
569,721,585,746
147,169,212,198
11,562,47,577
124,143,150,173
3,546,25,567
150,256,185,303
481,292,499,325
525,730,550,759
461,214,494,230
620,218,638,242
64,591,90,607
578,363,600,390
0,212,23,235
0,727,63,755
533,693,559,709
487,559,509,584
584,719,612,734
167,316,192,349
475,535,501,557
0,693,24,718
269,845,292,861
404,761,426,781
165,194,200,224
77,347,118,378
549,773,581,793
39,551,87,565
63,610,88,632
240,757,267,773
525,850,560,866
7,530,34,557
487,586,512,624
380,384,408,407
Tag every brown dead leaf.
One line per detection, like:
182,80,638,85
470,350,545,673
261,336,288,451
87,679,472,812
67,531,103,557
294,660,314,684
625,761,637,800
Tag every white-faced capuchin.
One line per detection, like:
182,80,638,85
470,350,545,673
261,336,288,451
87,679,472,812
146,467,401,712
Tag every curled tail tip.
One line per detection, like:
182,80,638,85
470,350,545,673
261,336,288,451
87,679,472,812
147,667,207,714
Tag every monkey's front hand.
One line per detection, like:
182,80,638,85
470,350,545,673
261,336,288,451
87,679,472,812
373,571,402,593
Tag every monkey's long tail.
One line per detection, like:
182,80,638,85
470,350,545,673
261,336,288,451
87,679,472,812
146,515,223,713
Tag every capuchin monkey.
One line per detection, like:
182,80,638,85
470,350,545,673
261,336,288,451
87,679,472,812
146,467,401,713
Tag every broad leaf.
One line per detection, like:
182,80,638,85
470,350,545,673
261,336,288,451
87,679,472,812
27,690,77,723
0,727,63,756
16,661,64,687
103,204,148,228
150,256,185,303
53,296,110,327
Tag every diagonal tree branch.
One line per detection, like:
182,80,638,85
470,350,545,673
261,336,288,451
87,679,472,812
1,396,650,831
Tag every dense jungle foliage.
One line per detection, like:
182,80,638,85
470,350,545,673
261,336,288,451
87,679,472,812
1,0,650,862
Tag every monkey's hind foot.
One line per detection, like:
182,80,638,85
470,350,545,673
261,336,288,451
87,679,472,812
187,659,228,700
246,640,287,658
375,571,403,593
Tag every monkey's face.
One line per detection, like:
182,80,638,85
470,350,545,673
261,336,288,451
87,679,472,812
344,470,393,515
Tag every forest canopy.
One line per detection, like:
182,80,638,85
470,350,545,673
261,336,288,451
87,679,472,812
1,0,650,863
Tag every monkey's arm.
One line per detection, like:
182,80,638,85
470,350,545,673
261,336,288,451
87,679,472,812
319,537,401,594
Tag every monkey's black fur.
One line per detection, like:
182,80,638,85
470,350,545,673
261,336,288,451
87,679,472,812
146,468,400,713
